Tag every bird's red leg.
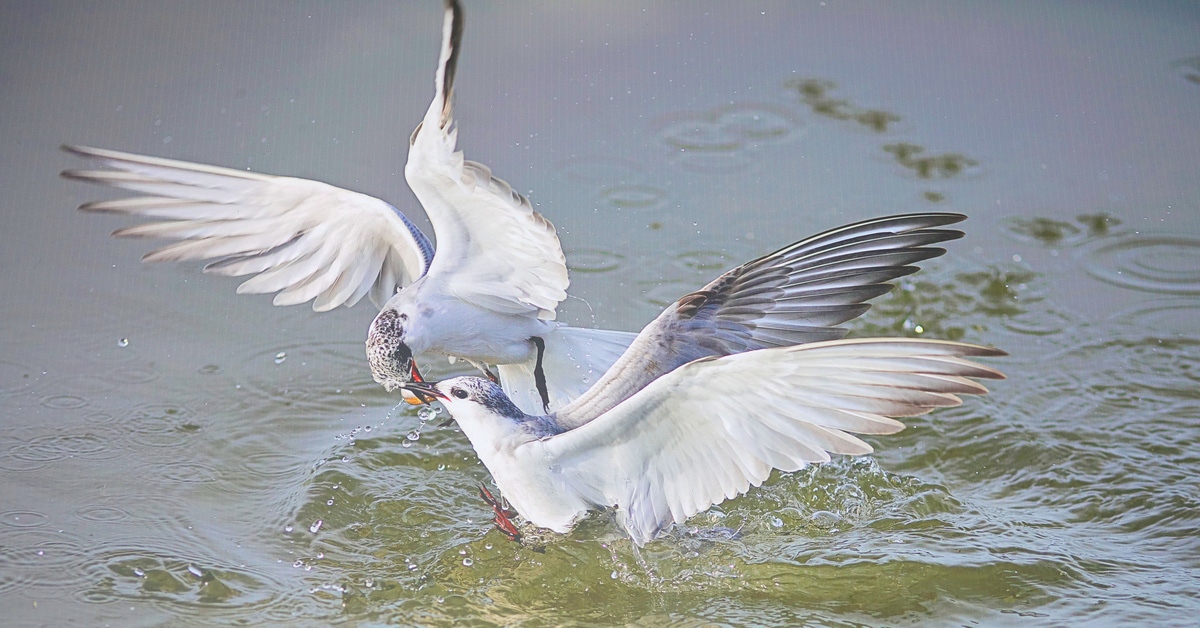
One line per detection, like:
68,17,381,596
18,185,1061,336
478,483,521,542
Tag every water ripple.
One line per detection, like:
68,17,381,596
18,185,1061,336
0,529,91,600
657,103,803,175
71,493,195,534
673,250,732,272
1000,307,1075,337
39,394,88,410
126,402,203,449
83,548,290,615
75,504,134,523
232,341,373,412
101,365,161,385
160,461,221,485
566,249,625,274
0,510,49,529
1078,233,1200,294
1111,298,1200,336
9,429,123,465
598,184,667,211
239,450,310,480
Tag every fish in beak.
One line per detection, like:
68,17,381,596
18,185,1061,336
402,379,446,405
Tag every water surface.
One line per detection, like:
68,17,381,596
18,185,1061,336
2,1,1199,625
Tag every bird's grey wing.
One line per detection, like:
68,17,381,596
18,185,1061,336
410,0,568,320
537,338,1005,546
556,212,965,426
62,145,432,311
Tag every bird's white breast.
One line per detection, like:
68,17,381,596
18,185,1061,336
450,408,589,533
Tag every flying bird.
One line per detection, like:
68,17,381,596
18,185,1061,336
61,0,635,414
403,226,1005,546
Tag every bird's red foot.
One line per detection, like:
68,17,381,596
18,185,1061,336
478,483,521,542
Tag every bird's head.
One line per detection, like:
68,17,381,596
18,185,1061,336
402,376,527,424
367,305,426,403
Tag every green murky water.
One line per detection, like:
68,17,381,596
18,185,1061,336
3,2,1199,625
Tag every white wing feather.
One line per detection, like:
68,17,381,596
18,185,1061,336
63,145,432,311
539,338,1004,545
407,1,569,320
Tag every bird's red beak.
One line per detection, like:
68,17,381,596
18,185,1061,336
402,359,428,405
401,379,446,404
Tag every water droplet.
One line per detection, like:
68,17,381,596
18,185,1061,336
293,560,303,568
274,352,287,364
284,524,294,533
36,550,44,556
133,567,145,577
326,499,334,506
462,557,474,567
117,338,129,347
484,543,493,550
316,552,324,559
406,430,421,442
309,519,323,534
187,565,203,578
401,440,412,448
610,570,618,579
434,405,445,415
418,407,436,422
437,463,446,471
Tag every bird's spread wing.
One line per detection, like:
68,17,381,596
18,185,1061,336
407,0,568,319
539,338,1005,545
555,213,965,426
62,145,433,311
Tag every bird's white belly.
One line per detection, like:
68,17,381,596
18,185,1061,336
421,300,550,365
483,446,590,533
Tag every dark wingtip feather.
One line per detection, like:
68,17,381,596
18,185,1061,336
61,144,93,157
78,200,112,213
927,228,965,243
975,346,1009,359
917,211,967,226
441,0,465,123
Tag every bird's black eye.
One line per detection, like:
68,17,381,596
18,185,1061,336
451,387,469,399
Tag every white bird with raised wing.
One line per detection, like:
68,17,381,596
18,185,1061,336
403,228,1005,546
62,0,635,413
